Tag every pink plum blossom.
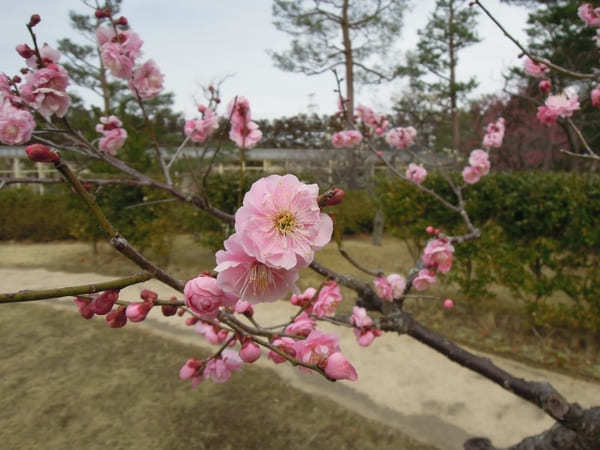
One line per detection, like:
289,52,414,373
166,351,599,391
387,274,406,298
405,163,427,184
523,56,549,78
592,86,600,107
331,130,363,148
0,74,11,99
20,64,71,119
413,269,437,291
229,120,262,149
129,59,164,99
26,43,60,69
0,100,35,145
96,115,123,132
422,238,454,274
324,352,358,381
350,306,373,329
462,166,482,184
184,275,238,320
285,312,316,337
195,322,230,345
311,281,342,317
468,149,490,176
184,107,219,143
101,43,135,79
385,126,416,149
374,276,393,301
536,106,559,127
215,233,299,303
482,117,505,148
99,128,127,155
227,96,252,127
545,92,580,118
234,174,333,270
578,3,600,27
290,287,317,308
268,337,297,363
239,341,261,363
356,104,388,136
204,349,243,383
294,330,340,372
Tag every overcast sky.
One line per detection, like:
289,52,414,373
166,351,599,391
2,1,530,120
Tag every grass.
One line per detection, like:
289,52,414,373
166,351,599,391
0,303,435,450
1,234,599,381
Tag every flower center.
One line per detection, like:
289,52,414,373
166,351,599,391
274,211,296,235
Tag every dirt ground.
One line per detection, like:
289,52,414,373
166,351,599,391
3,267,600,450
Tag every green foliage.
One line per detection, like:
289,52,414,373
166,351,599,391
378,171,600,331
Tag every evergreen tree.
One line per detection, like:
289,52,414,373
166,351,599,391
270,0,409,120
411,0,481,152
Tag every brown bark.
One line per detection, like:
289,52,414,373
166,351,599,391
341,0,354,121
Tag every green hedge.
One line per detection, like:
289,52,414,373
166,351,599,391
378,171,600,331
2,171,599,331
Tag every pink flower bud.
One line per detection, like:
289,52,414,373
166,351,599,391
539,79,552,94
234,300,253,316
161,304,178,316
324,352,358,381
140,289,158,303
73,297,94,320
28,14,41,27
95,9,111,19
114,16,128,26
185,317,199,326
20,68,29,75
179,358,201,380
319,188,345,207
239,341,261,363
106,305,127,328
16,44,35,59
12,75,21,83
25,144,59,163
443,298,454,310
426,226,435,235
126,301,152,322
90,290,119,315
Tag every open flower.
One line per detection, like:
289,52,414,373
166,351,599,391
234,174,333,270
215,233,299,303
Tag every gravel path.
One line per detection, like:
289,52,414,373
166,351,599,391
3,267,600,450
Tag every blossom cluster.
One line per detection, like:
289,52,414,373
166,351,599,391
385,126,417,150
356,104,388,136
536,91,581,127
96,115,127,155
184,105,219,143
96,22,164,100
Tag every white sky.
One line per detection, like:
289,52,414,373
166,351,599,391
2,1,530,120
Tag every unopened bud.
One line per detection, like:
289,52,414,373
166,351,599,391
426,226,435,235
25,144,59,163
114,16,128,26
106,305,127,328
208,85,215,93
126,301,153,322
185,317,199,326
28,14,41,27
16,44,35,59
161,303,178,316
538,79,552,95
20,68,29,75
323,188,345,207
95,8,111,19
239,341,261,363
90,290,119,315
12,75,21,83
177,308,185,317
74,297,94,320
214,98,221,104
140,289,158,303
443,298,454,310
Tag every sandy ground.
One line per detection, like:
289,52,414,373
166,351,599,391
3,267,600,450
